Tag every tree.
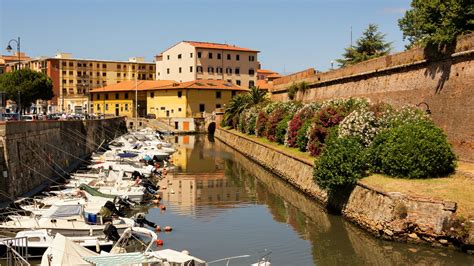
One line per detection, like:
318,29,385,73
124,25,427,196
248,86,268,105
398,0,473,48
0,69,54,113
337,24,392,67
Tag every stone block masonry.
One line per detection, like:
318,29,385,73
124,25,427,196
271,33,474,161
215,128,472,251
0,117,127,199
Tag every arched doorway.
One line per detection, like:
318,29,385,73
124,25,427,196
207,122,216,135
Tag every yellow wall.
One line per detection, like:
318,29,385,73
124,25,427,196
147,90,187,118
147,89,240,118
90,91,146,118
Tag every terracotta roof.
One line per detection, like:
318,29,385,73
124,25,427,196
257,80,272,90
266,73,282,78
151,79,248,91
184,41,259,53
257,69,278,74
90,80,175,93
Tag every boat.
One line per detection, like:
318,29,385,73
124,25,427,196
0,229,113,258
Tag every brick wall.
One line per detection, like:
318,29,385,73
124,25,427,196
270,33,474,161
0,117,127,199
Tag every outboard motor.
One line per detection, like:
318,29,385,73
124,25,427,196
104,200,125,217
103,223,120,241
134,213,156,228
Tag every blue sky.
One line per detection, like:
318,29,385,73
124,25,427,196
1,0,411,74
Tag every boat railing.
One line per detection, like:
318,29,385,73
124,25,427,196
2,236,30,265
207,254,251,265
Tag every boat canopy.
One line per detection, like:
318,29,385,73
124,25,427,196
40,234,97,266
41,204,82,218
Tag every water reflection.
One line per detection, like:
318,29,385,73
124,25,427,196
157,135,473,265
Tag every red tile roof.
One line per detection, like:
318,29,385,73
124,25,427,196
152,79,248,91
90,80,175,93
184,41,259,53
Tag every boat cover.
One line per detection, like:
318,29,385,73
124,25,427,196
79,184,115,198
41,204,82,218
83,249,206,265
40,234,97,266
118,152,138,158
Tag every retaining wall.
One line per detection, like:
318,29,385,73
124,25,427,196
215,128,472,251
270,33,474,161
0,117,127,199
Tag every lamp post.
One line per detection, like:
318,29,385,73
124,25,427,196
416,102,431,115
6,37,21,119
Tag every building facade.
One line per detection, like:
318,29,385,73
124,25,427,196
155,41,259,88
22,53,156,114
146,79,247,118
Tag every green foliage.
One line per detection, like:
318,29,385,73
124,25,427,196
337,24,392,67
297,81,309,94
223,93,251,127
313,133,368,191
398,0,473,47
275,115,292,144
296,120,312,151
368,121,456,178
287,83,298,100
248,86,268,105
0,69,54,113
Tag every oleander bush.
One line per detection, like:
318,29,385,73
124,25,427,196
255,111,268,137
296,120,313,151
338,108,380,146
306,106,346,156
276,115,293,144
313,132,368,191
286,103,320,147
265,107,287,142
368,120,456,178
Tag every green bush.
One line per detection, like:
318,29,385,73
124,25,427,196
296,120,312,151
275,115,292,144
368,121,456,178
313,134,368,191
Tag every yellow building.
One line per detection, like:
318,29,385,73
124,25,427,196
22,52,156,114
146,79,247,119
89,80,174,118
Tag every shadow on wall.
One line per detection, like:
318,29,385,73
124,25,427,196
423,41,457,94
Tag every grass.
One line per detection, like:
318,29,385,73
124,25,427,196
361,173,474,218
228,129,314,164
224,128,474,218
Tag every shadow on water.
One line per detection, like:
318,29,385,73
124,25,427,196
216,138,474,266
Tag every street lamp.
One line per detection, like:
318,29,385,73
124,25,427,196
6,37,21,119
416,102,431,115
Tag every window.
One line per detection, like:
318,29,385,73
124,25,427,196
149,66,153,70
124,92,129,99
62,62,66,67
96,72,100,76
105,94,109,100
249,55,255,61
216,67,222,74
167,68,170,74
178,54,182,59
150,92,154,98
227,54,231,60
179,67,182,73
62,79,66,84
115,93,119,99
105,104,109,111
236,54,240,61
69,80,73,84
177,91,182,98
217,53,221,60
249,69,255,75
62,70,66,75
226,67,232,74
208,52,213,59
69,62,74,67
125,104,128,111
197,66,203,73
160,107,165,110
97,63,100,68
216,104,221,108
199,104,205,112
190,66,193,72
232,91,236,97
102,64,106,68
149,74,153,79
97,104,100,111
132,65,135,70
167,55,170,60
208,67,214,73
216,91,221,99
190,53,193,58
235,68,240,75
117,73,121,77
178,108,182,112
249,80,255,87
102,72,106,77
69,71,73,75
117,64,121,69
236,80,241,86
197,52,202,58
132,73,135,77
62,88,67,94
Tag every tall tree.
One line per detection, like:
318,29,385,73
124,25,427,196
337,24,392,67
0,69,54,113
399,0,474,48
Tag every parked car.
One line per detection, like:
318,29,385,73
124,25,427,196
1,113,19,121
22,114,38,121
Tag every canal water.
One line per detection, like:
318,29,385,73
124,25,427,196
146,135,473,266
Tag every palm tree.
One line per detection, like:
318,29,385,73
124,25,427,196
248,86,268,105
223,93,251,126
